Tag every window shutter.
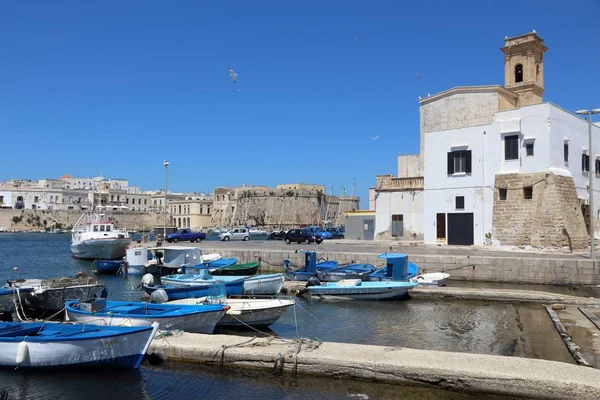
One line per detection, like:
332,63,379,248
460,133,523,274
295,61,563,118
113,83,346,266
447,152,454,175
465,151,472,173
583,154,586,171
596,159,599,174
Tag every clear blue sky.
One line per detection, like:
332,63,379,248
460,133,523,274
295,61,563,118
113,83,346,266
1,1,599,207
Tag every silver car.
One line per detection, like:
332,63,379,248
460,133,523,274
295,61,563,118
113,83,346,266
218,227,251,241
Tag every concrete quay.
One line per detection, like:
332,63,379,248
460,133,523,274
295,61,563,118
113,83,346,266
149,332,600,400
187,240,600,286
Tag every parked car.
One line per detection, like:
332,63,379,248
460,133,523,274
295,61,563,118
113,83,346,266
249,228,268,235
218,227,251,241
165,229,206,243
284,229,323,244
267,230,286,241
326,227,345,239
303,226,333,240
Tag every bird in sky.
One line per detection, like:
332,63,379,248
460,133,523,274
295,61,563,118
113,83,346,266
228,68,237,83
372,135,380,140
353,36,359,40
414,71,422,79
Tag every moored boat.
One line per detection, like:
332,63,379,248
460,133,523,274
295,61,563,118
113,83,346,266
0,321,158,369
306,279,417,300
316,263,377,282
92,259,124,274
0,287,34,313
65,299,228,334
70,212,131,260
161,272,284,296
142,278,245,300
209,261,260,276
368,253,419,282
283,250,338,281
414,272,451,287
169,296,295,328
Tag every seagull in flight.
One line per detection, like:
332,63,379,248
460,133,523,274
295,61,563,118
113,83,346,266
372,135,381,140
228,67,237,83
414,71,422,79
353,36,359,40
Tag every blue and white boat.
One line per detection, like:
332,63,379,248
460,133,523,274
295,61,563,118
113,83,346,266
143,278,245,300
316,263,377,282
368,253,419,281
283,250,339,281
0,321,158,369
307,279,417,300
205,257,237,269
161,271,284,296
65,299,228,334
92,259,124,274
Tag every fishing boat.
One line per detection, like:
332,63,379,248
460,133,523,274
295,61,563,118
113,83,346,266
4,276,106,311
161,271,284,296
316,263,377,282
0,287,34,313
368,253,419,282
126,247,228,274
169,296,295,328
92,259,124,274
65,299,228,334
142,278,245,300
283,250,339,281
306,279,418,300
209,261,260,276
0,321,158,369
201,253,222,263
70,212,131,260
205,257,237,269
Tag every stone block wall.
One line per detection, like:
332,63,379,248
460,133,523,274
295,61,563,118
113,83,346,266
492,172,588,251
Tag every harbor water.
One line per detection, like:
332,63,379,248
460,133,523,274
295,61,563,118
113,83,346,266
0,233,573,399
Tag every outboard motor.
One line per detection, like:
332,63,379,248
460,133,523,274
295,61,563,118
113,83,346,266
306,275,321,288
141,273,155,287
149,288,169,304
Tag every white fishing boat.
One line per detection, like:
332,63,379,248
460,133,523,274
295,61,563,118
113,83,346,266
169,296,295,328
5,276,106,311
126,246,205,274
413,273,451,287
161,272,285,296
70,212,131,260
0,321,158,369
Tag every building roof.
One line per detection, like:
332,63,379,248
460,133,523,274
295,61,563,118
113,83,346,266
419,85,519,106
58,173,73,180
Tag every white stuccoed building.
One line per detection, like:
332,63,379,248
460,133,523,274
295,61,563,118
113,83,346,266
375,32,598,250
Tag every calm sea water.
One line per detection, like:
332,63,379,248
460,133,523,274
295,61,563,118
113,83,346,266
0,233,567,399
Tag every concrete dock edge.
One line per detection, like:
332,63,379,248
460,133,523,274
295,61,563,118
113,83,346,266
149,333,600,400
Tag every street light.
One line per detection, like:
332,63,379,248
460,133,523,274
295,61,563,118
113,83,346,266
576,109,600,259
163,160,169,239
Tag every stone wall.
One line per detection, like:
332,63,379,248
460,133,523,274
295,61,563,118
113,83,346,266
0,209,160,232
492,172,588,251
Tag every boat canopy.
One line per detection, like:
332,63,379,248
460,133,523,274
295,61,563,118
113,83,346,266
377,253,409,280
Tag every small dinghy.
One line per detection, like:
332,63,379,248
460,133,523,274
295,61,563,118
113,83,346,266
414,273,450,287
92,260,124,274
65,298,228,334
169,296,295,328
316,263,377,282
283,250,338,281
161,271,284,296
209,261,260,276
0,321,158,369
142,277,245,301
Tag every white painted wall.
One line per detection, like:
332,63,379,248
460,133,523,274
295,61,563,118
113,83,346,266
0,191,13,207
423,124,496,245
374,191,424,239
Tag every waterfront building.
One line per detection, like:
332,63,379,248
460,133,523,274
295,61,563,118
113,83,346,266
374,32,598,250
169,195,213,230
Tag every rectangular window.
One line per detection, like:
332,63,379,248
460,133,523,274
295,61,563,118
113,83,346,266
93,225,99,232
582,153,590,172
505,135,519,160
525,142,534,156
564,143,569,163
100,225,105,232
499,188,507,200
596,159,600,175
523,186,533,200
447,150,472,174
455,196,465,209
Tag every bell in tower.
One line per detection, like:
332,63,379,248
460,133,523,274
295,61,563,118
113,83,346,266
501,31,548,107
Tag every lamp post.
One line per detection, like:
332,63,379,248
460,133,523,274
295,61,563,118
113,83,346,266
163,160,169,239
576,109,600,259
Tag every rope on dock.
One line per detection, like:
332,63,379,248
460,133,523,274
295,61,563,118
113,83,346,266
545,305,592,367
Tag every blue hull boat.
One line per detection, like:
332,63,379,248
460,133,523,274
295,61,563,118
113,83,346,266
284,251,339,281
143,278,244,300
66,299,228,334
205,257,237,269
93,259,124,274
369,253,419,282
307,279,417,300
0,321,158,369
316,263,377,282
161,272,283,295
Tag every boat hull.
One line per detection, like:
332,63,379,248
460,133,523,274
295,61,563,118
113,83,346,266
25,285,106,311
242,274,284,295
307,281,417,300
94,260,124,274
143,280,244,300
0,288,34,313
0,322,157,369
415,273,450,287
210,262,260,276
66,304,225,334
71,238,131,260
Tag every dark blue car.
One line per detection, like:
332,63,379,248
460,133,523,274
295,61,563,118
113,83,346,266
326,227,345,239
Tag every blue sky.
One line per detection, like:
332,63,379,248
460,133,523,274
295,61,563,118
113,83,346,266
1,1,599,207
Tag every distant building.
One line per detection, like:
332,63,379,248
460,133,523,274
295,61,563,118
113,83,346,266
276,183,326,193
169,195,213,230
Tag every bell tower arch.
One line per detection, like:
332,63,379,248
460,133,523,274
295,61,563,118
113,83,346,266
501,32,548,106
